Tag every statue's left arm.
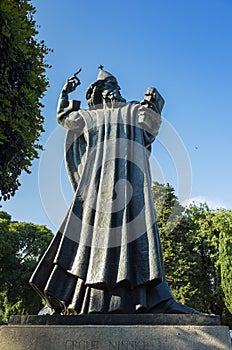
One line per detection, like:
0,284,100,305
138,106,162,138
138,87,164,146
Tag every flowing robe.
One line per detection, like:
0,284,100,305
30,102,167,314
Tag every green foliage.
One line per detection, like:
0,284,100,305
152,182,232,327
215,210,232,314
0,0,50,200
182,204,225,315
0,211,53,323
152,182,184,232
153,182,200,305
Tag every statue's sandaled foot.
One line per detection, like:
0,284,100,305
38,305,56,315
149,299,201,314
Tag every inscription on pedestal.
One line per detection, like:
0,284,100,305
64,339,154,350
108,340,152,350
65,340,99,349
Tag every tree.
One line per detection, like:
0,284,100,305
182,204,224,314
214,210,232,314
0,0,50,200
0,211,53,323
152,182,200,306
152,182,232,327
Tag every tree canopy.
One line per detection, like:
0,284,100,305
0,211,53,323
216,210,232,314
0,0,50,200
152,181,232,327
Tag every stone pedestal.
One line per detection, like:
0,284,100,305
0,315,231,350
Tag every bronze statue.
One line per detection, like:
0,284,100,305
30,66,199,315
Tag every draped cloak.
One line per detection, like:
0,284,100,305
30,102,166,314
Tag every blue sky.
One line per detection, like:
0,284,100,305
3,0,232,231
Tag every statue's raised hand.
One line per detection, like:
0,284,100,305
62,69,82,94
62,77,80,94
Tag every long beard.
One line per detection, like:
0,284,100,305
102,90,126,103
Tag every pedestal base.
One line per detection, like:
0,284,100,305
1,315,231,350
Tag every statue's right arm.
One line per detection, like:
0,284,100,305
57,79,84,132
57,77,79,115
57,89,69,116
57,110,85,131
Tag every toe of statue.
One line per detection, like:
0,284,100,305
38,305,55,315
150,299,202,314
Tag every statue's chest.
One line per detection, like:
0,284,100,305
80,105,140,145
